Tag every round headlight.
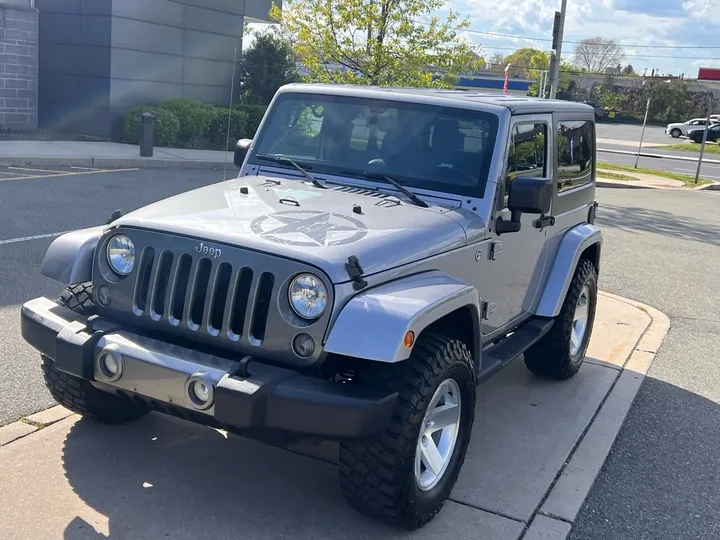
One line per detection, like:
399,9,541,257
106,235,135,275
289,273,328,320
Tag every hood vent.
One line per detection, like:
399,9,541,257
331,185,390,199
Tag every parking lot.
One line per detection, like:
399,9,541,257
1,165,719,539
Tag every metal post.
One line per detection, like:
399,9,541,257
695,95,714,184
635,98,650,168
223,47,238,181
549,0,567,99
139,112,154,157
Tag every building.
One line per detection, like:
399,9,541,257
33,0,277,137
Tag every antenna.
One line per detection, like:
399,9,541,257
223,47,238,181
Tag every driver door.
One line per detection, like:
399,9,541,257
483,114,553,335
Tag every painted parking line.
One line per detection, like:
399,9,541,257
8,166,71,174
70,166,104,171
0,231,70,246
0,167,139,182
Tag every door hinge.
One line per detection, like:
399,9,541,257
489,241,503,260
482,302,495,320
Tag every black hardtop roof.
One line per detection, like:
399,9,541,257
278,83,595,116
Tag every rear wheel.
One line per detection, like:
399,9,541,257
41,283,148,424
338,334,476,529
524,259,598,380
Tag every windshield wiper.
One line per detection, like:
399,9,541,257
255,154,326,189
362,172,428,208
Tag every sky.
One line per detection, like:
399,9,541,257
452,0,720,77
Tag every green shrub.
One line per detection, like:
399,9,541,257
236,104,267,137
122,106,180,147
209,108,249,149
160,99,215,146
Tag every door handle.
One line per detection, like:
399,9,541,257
533,215,555,229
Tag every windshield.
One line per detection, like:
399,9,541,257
250,93,500,197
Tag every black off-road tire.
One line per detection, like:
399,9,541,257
41,283,148,424
338,334,476,529
524,259,598,380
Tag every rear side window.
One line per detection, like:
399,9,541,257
557,120,594,192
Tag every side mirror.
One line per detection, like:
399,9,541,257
234,138,252,169
496,177,553,235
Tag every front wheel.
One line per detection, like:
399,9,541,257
671,128,682,138
524,259,598,380
339,334,476,529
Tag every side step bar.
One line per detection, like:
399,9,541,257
477,317,554,383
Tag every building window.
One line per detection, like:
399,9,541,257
557,120,593,192
504,123,547,207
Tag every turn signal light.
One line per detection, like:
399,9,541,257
404,331,415,348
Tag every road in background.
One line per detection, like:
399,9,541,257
0,167,223,425
598,149,720,180
597,123,670,145
570,187,720,539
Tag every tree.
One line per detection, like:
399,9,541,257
573,37,625,74
270,0,483,87
621,64,635,76
240,30,298,105
487,52,506,70
501,47,571,97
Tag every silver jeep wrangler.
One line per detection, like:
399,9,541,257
21,84,601,529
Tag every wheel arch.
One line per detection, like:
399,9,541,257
324,271,482,364
535,223,602,318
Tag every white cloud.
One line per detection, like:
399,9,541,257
454,0,719,76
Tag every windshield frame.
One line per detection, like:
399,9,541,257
247,92,500,199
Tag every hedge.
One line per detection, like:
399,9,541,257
121,99,267,149
123,106,180,147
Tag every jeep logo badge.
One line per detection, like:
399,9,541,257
195,242,222,259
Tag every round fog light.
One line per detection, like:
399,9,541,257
185,372,215,410
96,285,112,307
293,333,315,358
96,345,123,382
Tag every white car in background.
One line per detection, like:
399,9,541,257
666,118,717,138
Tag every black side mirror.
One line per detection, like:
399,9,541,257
234,138,252,169
496,177,553,235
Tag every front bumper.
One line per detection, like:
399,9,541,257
21,297,397,440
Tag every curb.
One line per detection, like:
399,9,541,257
0,156,229,170
535,291,670,531
0,406,76,447
598,147,720,164
597,179,719,191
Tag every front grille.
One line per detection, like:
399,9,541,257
133,247,274,344
95,228,334,366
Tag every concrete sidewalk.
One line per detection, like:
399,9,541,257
0,292,669,540
0,141,230,169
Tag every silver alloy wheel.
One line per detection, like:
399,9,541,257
570,285,590,356
414,378,462,491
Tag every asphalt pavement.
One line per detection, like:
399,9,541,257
569,187,720,539
0,166,224,425
2,164,720,539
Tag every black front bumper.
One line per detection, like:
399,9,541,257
21,297,397,440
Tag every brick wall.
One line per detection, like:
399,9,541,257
0,1,38,131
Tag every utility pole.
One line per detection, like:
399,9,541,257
549,0,567,99
694,94,714,184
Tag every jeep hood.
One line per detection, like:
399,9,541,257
111,176,485,283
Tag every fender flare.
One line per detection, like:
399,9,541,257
324,271,481,363
39,226,104,285
536,223,602,318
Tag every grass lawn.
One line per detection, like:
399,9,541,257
596,170,640,181
660,142,720,155
597,161,713,187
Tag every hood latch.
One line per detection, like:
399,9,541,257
345,256,367,291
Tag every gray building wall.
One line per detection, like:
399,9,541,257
36,0,276,137
0,0,39,131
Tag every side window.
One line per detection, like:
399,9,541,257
557,120,593,192
504,123,547,207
